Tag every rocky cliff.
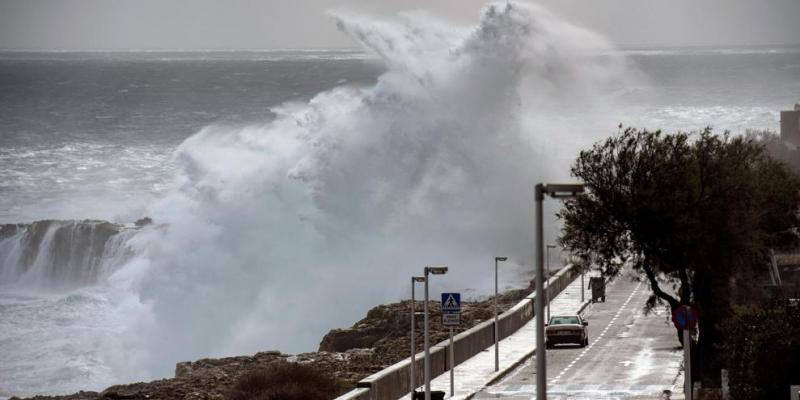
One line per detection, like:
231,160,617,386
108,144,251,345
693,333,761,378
0,220,130,288
11,287,533,400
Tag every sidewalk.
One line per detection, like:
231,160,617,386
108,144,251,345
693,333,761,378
409,273,593,400
669,367,685,400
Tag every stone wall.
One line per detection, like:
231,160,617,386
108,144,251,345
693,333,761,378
334,265,579,400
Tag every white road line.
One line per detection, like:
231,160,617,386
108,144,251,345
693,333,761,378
550,282,642,385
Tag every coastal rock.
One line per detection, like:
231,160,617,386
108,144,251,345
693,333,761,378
11,288,531,400
0,219,128,288
0,223,25,240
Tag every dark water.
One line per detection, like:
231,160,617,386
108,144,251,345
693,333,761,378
0,52,384,223
0,48,798,224
0,47,798,399
625,48,800,107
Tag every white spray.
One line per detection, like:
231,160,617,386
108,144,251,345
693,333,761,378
2,2,639,391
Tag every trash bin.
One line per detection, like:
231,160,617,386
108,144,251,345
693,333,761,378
412,391,445,400
589,277,605,303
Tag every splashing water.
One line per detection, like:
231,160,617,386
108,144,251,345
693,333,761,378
0,2,639,395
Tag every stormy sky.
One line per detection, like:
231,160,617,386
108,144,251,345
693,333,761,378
1,0,798,50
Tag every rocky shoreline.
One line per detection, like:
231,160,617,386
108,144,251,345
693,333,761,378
11,287,533,400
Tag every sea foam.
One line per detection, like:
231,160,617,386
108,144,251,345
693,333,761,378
0,2,636,393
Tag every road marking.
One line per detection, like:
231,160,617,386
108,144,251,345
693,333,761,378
482,383,686,397
550,282,642,384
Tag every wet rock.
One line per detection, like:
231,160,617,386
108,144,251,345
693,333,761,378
0,223,25,240
134,217,152,227
10,289,530,400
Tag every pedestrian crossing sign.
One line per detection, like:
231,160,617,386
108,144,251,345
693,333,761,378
441,292,461,326
441,293,461,311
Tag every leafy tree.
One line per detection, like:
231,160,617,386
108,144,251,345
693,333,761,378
559,127,800,386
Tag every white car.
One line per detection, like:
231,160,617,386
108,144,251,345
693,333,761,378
545,315,589,348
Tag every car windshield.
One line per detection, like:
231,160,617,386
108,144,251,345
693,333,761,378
549,316,580,325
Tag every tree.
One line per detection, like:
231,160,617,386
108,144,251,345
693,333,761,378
558,127,800,386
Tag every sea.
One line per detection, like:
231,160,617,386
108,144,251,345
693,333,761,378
2,47,798,224
0,4,799,398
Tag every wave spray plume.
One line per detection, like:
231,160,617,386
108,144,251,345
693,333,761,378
0,2,637,391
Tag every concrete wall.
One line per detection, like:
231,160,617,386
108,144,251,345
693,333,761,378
356,344,447,400
781,108,800,147
334,265,579,400
336,388,371,400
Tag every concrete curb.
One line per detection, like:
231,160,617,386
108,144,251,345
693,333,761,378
667,360,686,400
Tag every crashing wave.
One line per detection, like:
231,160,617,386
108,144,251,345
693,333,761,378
0,2,638,390
0,220,136,290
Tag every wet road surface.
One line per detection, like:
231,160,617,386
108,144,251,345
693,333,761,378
473,271,682,400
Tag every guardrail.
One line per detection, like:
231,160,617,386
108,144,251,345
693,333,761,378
334,265,580,400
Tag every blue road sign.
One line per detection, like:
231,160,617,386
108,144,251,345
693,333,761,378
671,305,698,330
442,293,461,326
441,293,461,311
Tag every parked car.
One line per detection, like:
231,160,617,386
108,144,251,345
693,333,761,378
545,315,589,348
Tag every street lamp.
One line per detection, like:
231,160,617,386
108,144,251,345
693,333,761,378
410,276,425,397
546,244,557,322
424,265,448,400
569,253,586,303
535,183,585,400
494,256,508,372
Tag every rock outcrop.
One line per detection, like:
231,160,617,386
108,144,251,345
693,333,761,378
11,287,534,400
319,288,530,365
0,219,129,288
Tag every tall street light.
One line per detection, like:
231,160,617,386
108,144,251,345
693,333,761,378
535,183,585,400
424,265,448,400
410,276,425,397
546,244,557,322
494,256,508,372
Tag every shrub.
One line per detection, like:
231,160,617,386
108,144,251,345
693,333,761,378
723,300,800,400
228,362,339,400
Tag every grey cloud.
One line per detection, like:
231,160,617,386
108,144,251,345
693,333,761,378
0,0,798,50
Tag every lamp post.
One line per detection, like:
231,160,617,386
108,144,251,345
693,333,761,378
570,253,585,303
535,183,585,400
410,276,425,397
546,244,557,322
581,257,586,303
494,256,507,372
424,265,448,400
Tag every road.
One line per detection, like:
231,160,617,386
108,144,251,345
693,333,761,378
473,271,683,400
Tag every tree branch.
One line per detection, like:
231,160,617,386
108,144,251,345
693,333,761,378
641,257,680,309
678,267,691,304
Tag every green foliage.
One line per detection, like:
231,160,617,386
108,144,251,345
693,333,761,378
724,301,800,400
561,127,800,302
559,127,800,383
228,362,340,400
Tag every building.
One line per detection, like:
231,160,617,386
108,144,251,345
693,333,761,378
780,104,800,148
